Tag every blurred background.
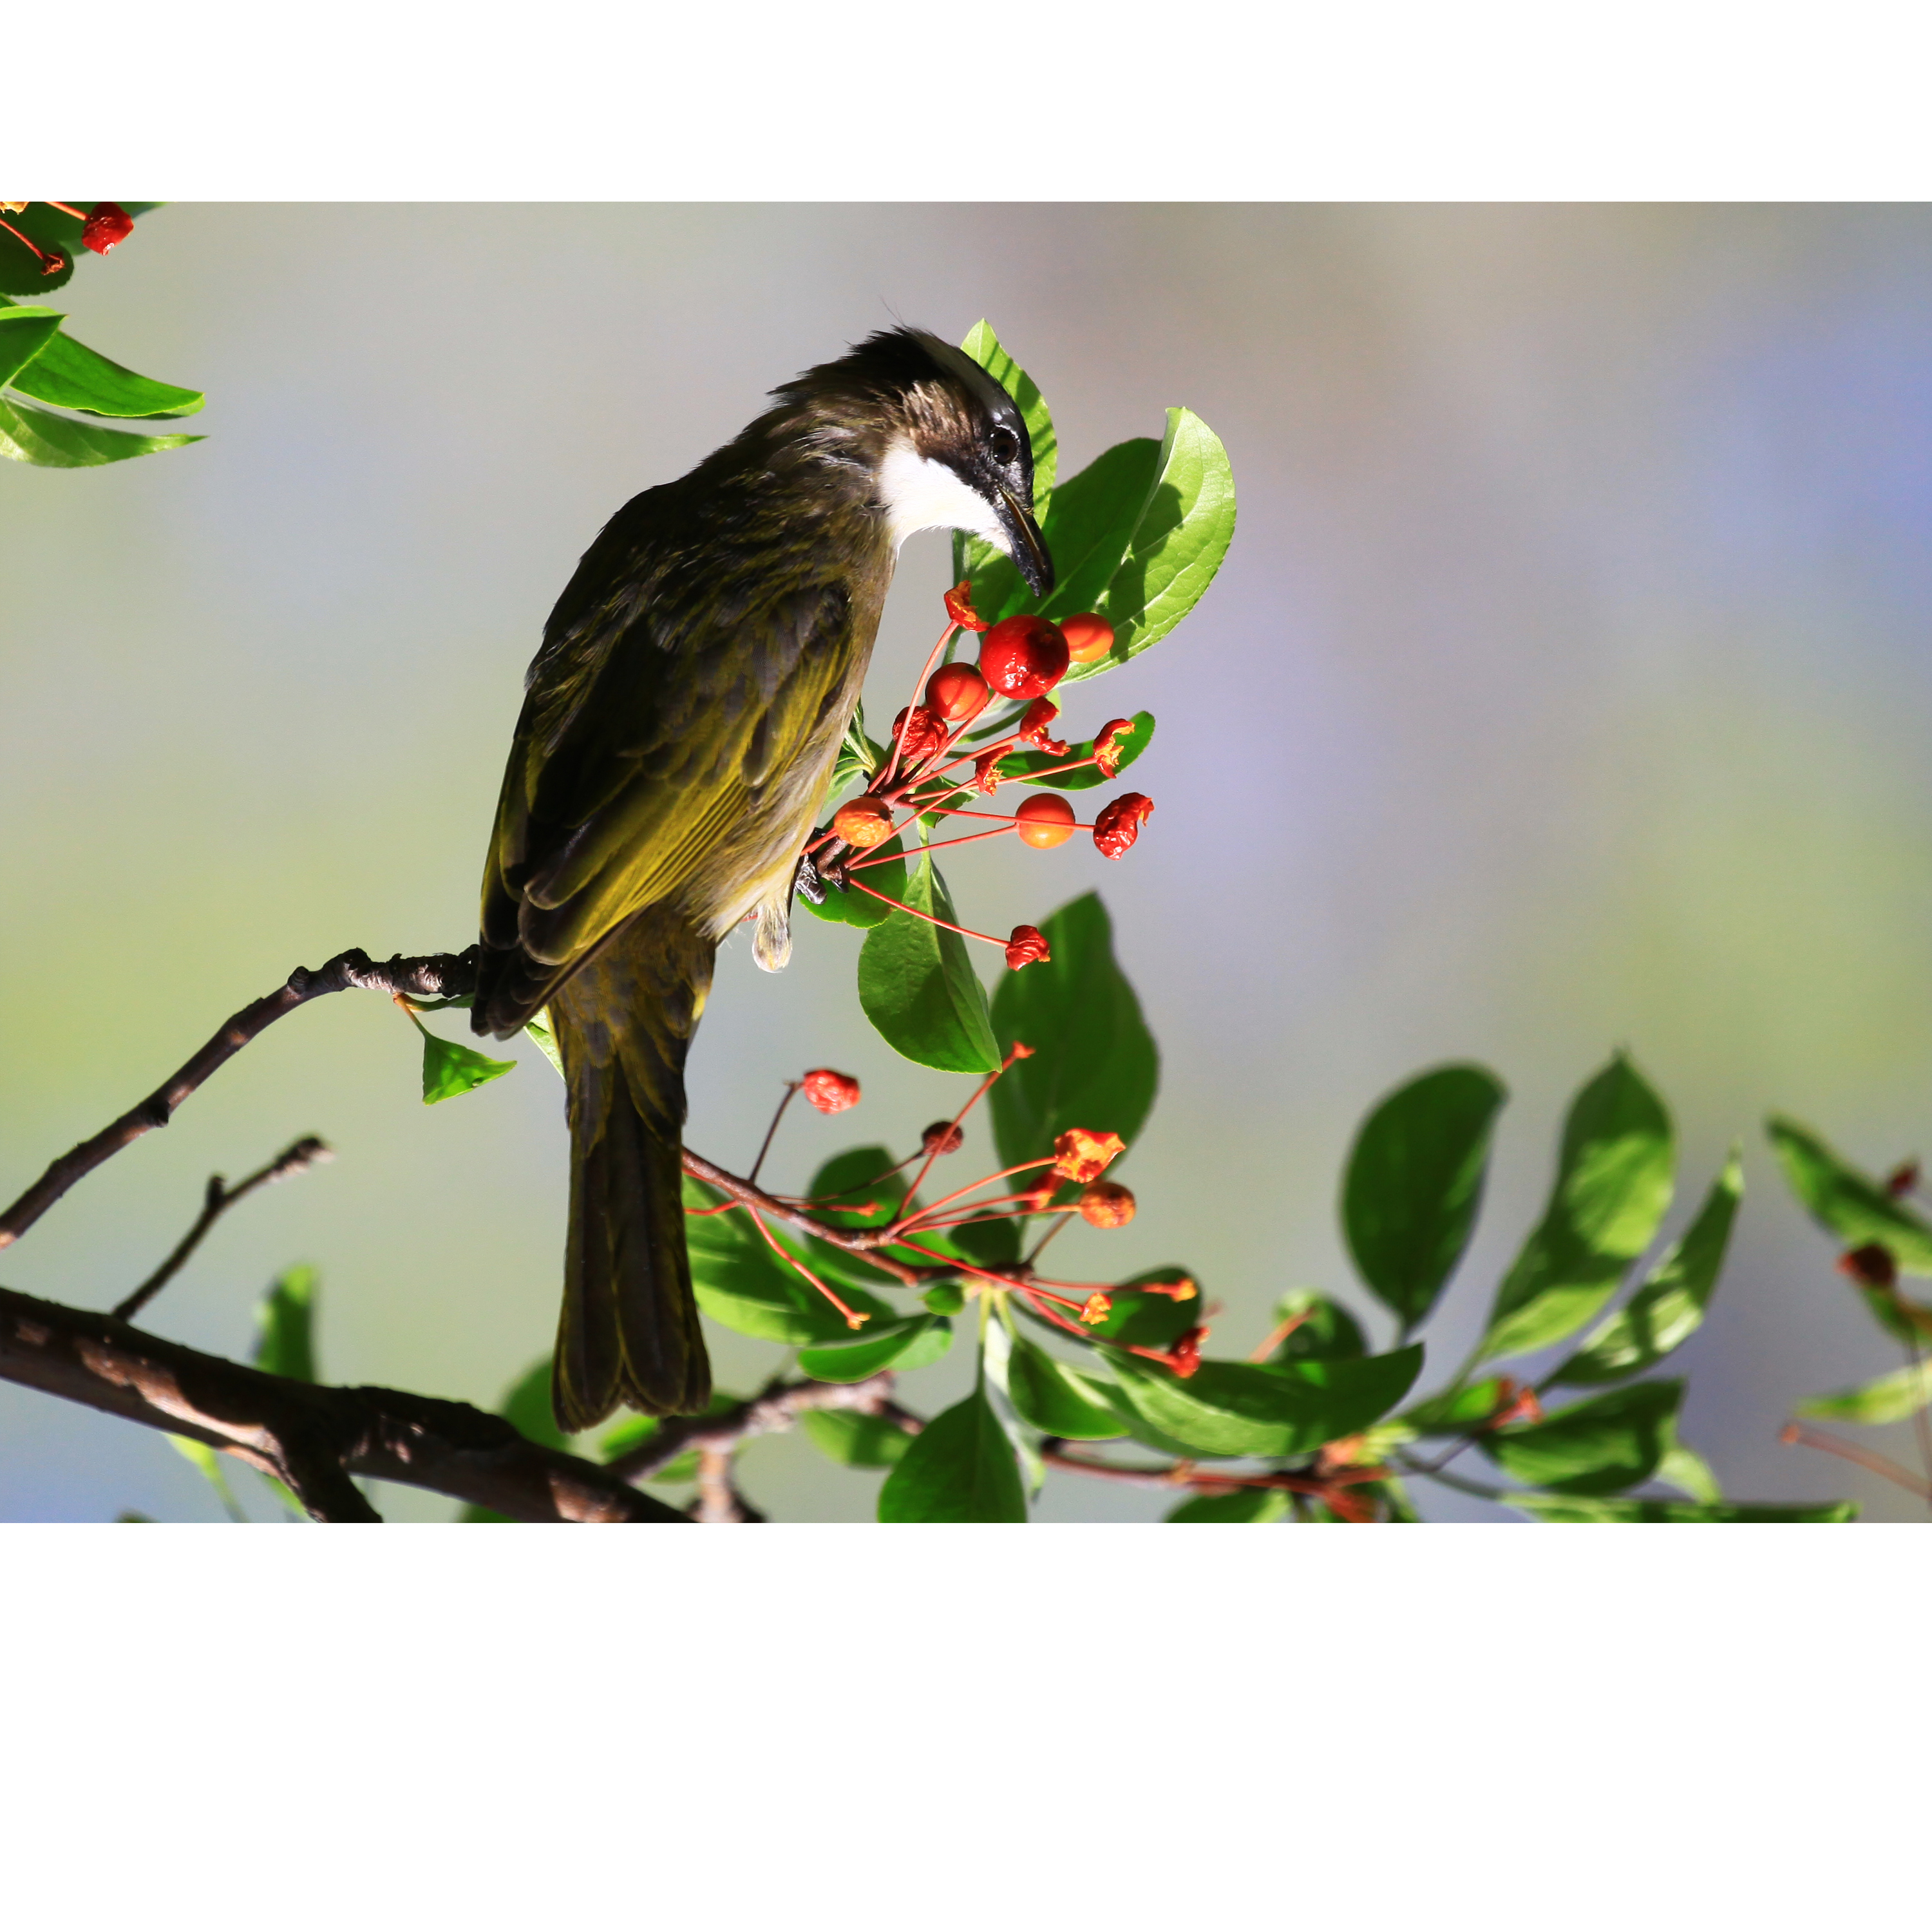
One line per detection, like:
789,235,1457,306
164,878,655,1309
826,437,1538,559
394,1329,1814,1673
5,202,1931,1522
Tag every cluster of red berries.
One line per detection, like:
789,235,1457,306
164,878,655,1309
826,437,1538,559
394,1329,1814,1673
811,585,1157,971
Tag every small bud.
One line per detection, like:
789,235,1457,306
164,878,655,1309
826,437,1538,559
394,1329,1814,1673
922,1119,965,1155
39,251,64,277
926,661,992,723
800,1068,861,1115
1486,1378,1544,1430
979,614,1070,702
1888,1160,1920,1198
1079,1292,1113,1325
924,1281,967,1315
1094,792,1153,859
1077,1180,1135,1229
1059,612,1115,663
80,202,134,255
1839,1242,1899,1289
1168,1325,1206,1377
891,705,948,766
1015,794,1076,849
944,580,990,632
1053,1128,1126,1182
832,795,895,849
1009,1041,1036,1059
1144,1276,1198,1302
1018,698,1069,755
1093,719,1136,777
1005,924,1051,971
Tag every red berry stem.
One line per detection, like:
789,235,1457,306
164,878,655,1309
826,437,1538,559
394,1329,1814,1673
745,1206,871,1331
842,876,1010,948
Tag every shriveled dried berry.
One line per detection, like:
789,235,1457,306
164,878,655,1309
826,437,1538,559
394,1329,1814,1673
890,705,949,766
1079,1292,1113,1326
1005,924,1051,971
1018,697,1068,756
800,1068,861,1114
1059,612,1115,663
1053,1128,1125,1182
1077,1180,1135,1228
980,614,1070,702
972,750,1005,795
922,1119,965,1155
1015,794,1076,849
926,661,991,723
1093,791,1153,859
944,580,990,632
1092,718,1136,777
832,795,895,848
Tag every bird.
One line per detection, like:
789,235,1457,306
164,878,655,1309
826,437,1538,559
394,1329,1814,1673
471,327,1055,1432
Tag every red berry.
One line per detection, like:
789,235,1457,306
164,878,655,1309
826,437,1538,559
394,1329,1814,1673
833,795,895,849
1167,1325,1205,1377
1014,794,1075,849
925,661,991,723
1059,612,1115,663
800,1068,861,1115
1004,924,1052,970
80,202,133,256
1093,791,1153,859
979,614,1069,702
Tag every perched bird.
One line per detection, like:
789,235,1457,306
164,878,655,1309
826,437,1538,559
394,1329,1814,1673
471,328,1055,1431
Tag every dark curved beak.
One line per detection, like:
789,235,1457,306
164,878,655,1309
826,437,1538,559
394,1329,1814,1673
996,484,1055,598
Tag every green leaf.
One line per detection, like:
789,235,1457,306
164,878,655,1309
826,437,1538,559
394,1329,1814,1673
0,392,200,467
685,1178,897,1343
1106,1346,1425,1460
923,1282,967,1316
167,1435,249,1522
524,1009,565,1079
1007,1335,1130,1439
1765,1114,1932,1273
1075,1271,1206,1351
1479,1380,1683,1495
0,207,79,294
1474,1054,1674,1364
877,1388,1028,1522
1655,1443,1723,1504
9,327,204,417
800,1407,913,1469
1401,1377,1507,1435
802,833,907,929
1166,1488,1289,1524
1794,1357,1932,1425
799,1315,952,1383
951,321,1057,592
498,1356,568,1451
251,1265,318,1383
419,1027,516,1103
998,711,1155,793
989,892,1158,1170
1506,1494,1857,1524
1343,1064,1506,1332
1065,408,1237,685
856,853,999,1073
0,306,64,388
1551,1150,1743,1385
1265,1289,1368,1362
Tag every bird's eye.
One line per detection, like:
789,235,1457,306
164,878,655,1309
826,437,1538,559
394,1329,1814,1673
989,424,1019,466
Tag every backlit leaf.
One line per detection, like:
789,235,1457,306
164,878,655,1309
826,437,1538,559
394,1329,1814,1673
0,392,200,467
252,1265,318,1383
1265,1289,1368,1363
421,1028,516,1103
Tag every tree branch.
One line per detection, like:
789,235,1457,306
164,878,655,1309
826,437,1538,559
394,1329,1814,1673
0,1281,685,1524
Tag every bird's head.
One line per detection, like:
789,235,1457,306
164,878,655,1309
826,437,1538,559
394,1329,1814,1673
773,327,1056,597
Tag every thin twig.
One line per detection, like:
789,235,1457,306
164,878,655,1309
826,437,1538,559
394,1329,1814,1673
690,1447,766,1524
113,1136,333,1324
1779,1421,1932,1502
746,1082,801,1189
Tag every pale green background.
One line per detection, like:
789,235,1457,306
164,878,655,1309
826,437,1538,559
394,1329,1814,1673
5,204,1930,1521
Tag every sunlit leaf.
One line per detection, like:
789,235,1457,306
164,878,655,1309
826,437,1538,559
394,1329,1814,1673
799,1315,952,1383
1506,1494,1855,1524
1166,1488,1289,1524
1765,1114,1932,1274
999,711,1155,793
1479,1380,1683,1495
1794,1358,1932,1425
1265,1289,1368,1363
252,1265,318,1383
0,306,63,388
1007,1334,1129,1439
8,325,204,417
524,1009,565,1079
1654,1443,1723,1504
857,853,1000,1074
800,1407,914,1469
420,1027,516,1103
0,392,200,467
877,1387,1027,1522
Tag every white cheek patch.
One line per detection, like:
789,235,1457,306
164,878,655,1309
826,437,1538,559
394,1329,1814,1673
876,440,1005,552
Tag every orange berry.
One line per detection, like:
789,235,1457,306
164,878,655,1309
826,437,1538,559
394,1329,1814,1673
1014,794,1075,849
832,796,895,849
1077,1180,1135,1228
1059,612,1115,663
925,661,991,723
1053,1128,1125,1182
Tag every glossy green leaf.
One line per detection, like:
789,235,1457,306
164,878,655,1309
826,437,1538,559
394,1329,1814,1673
1064,408,1237,685
1507,1494,1856,1524
1474,1054,1674,1363
877,1388,1027,1522
1551,1150,1743,1385
990,892,1158,1170
685,1179,897,1343
1479,1380,1683,1495
1166,1488,1289,1524
9,327,204,417
1007,1335,1129,1439
1655,1443,1723,1504
951,321,1057,594
251,1265,318,1383
802,834,906,929
0,392,200,467
524,1009,564,1079
857,853,1000,1074
799,1315,952,1383
420,1028,516,1103
998,711,1155,793
1765,1114,1932,1273
800,1407,913,1469
1107,1346,1425,1460
1343,1064,1506,1332
1794,1357,1932,1425
1265,1289,1368,1363
0,306,63,388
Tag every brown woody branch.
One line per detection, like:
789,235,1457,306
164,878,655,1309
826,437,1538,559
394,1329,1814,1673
0,1280,686,1523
